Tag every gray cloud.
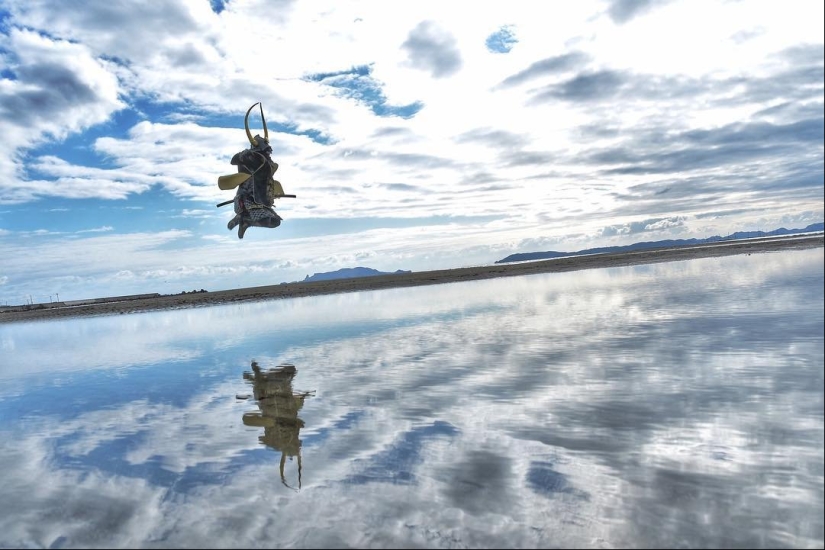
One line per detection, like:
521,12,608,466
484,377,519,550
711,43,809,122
1,63,100,118
719,67,824,108
380,183,420,192
603,166,823,223
5,0,204,60
518,44,811,111
314,149,457,172
530,69,627,103
383,152,457,169
10,62,98,106
524,170,577,180
526,47,823,108
401,21,463,78
291,102,338,125
753,101,822,120
164,43,207,68
730,27,766,44
518,56,823,220
459,171,502,186
526,70,706,106
778,43,825,67
453,128,557,169
314,185,360,194
598,216,687,237
681,117,823,147
371,127,413,138
497,51,590,88
604,181,821,231
588,117,824,176
694,208,760,220
502,150,555,167
57,0,198,31
454,128,530,149
605,0,675,24
573,123,623,140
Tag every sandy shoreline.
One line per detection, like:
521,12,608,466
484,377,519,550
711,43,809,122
2,233,822,324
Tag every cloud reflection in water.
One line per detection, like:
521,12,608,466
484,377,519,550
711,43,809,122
0,248,822,548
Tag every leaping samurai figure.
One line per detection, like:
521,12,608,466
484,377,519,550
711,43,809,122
217,102,296,239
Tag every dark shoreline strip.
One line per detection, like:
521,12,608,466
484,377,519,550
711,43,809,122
2,234,822,324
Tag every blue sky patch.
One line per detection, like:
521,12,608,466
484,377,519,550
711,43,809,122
305,64,424,119
485,26,518,54
0,8,10,27
209,0,229,15
275,121,335,145
0,12,13,80
0,190,213,236
25,108,142,172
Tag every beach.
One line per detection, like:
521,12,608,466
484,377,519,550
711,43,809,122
2,233,822,324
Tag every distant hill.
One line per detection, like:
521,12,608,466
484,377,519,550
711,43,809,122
302,267,412,282
495,222,824,264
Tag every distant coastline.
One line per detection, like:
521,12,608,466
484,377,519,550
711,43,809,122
496,223,824,264
2,233,822,324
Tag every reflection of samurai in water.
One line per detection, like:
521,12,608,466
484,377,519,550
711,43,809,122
242,361,314,490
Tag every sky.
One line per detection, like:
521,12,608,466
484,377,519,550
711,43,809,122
0,0,823,304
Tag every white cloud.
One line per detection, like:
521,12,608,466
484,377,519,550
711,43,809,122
0,27,124,182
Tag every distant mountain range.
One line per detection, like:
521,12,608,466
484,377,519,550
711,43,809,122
298,223,822,281
302,267,412,282
495,222,824,264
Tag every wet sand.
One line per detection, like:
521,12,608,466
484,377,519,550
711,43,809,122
2,233,822,324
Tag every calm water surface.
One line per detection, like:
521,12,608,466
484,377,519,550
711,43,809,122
1,249,823,549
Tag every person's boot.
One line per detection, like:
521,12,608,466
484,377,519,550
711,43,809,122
227,214,241,230
238,218,251,239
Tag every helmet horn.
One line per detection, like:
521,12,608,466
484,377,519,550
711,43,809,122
244,102,259,146
260,103,268,142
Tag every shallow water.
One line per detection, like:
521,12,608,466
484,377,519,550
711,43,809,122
1,248,822,549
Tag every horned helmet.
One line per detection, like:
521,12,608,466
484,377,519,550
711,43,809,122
245,102,271,155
